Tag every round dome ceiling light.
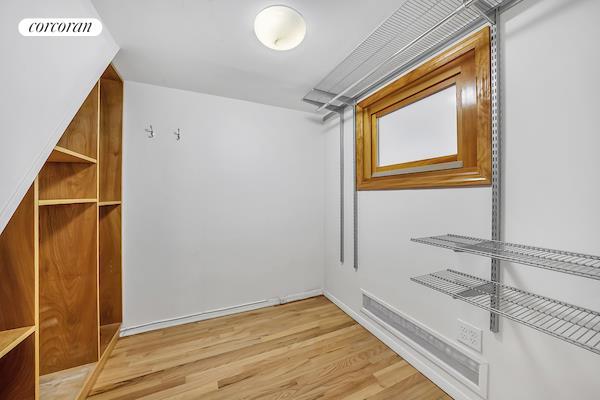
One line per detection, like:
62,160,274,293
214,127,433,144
254,5,306,51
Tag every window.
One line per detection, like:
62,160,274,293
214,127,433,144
356,28,491,190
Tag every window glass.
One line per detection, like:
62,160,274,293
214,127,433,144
377,85,458,167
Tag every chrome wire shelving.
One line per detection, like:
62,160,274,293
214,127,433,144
412,234,600,280
301,0,524,276
412,269,600,355
303,0,521,116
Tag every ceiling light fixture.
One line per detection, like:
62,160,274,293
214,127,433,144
254,5,306,51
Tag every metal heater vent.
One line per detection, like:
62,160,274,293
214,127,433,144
362,292,481,386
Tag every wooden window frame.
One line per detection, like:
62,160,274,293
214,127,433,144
356,27,492,190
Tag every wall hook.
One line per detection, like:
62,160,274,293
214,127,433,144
173,128,181,141
145,125,154,138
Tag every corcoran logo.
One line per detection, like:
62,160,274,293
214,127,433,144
19,18,102,36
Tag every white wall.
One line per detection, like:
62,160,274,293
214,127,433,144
0,0,118,233
324,0,600,399
122,81,325,333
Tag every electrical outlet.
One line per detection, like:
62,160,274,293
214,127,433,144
457,319,482,352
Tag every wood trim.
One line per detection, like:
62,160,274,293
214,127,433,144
356,27,491,190
101,64,123,82
76,324,119,400
99,201,121,207
96,79,102,364
38,198,97,206
34,178,39,400
376,154,458,173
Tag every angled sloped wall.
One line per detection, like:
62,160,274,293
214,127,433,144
0,0,119,233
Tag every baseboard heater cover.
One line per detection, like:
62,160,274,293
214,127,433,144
361,291,487,397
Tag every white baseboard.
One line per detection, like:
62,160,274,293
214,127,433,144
120,288,324,337
324,290,480,400
279,288,323,304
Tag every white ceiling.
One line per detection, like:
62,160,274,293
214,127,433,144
91,0,403,111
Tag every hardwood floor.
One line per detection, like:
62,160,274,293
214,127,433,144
88,296,451,399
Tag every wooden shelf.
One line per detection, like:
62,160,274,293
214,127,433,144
40,363,96,400
48,146,97,164
0,326,35,359
39,199,97,206
98,201,121,207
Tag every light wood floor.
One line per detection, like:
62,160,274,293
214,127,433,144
88,296,451,399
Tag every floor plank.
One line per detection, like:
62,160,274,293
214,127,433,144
88,296,451,399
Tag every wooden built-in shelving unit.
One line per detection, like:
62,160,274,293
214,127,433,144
0,64,123,399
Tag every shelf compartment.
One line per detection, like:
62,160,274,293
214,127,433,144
0,326,35,359
39,162,97,201
0,185,35,333
99,205,122,331
39,199,97,206
99,77,123,203
412,269,600,355
99,201,121,207
57,83,98,160
48,146,97,164
40,203,99,375
412,234,600,280
0,333,36,399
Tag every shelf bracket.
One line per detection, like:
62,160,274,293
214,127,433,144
310,89,354,106
467,0,497,25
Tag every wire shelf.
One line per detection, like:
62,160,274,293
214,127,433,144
412,269,600,355
411,234,600,281
303,0,518,109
